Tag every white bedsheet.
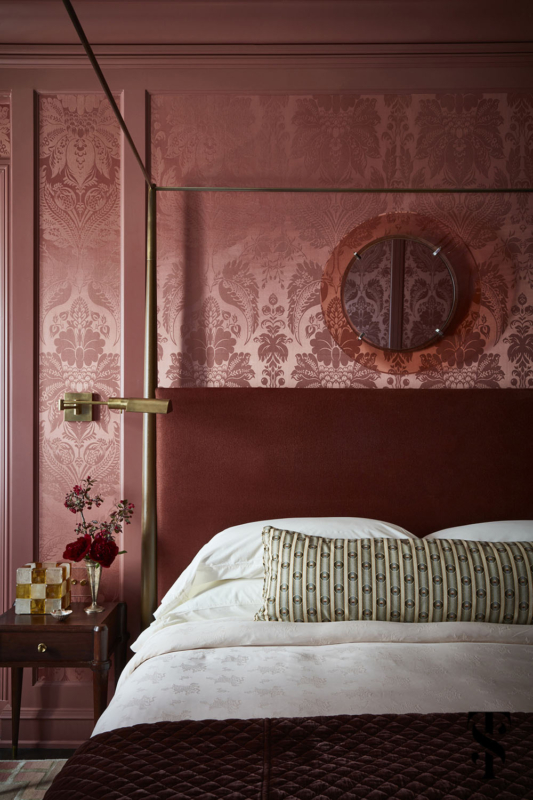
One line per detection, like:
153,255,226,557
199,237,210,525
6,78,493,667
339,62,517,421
94,620,533,735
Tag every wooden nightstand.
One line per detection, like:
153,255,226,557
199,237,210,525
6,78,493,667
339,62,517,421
0,601,128,757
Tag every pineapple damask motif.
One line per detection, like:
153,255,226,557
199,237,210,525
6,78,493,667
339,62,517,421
504,294,533,389
255,295,292,388
291,96,381,185
415,94,505,187
166,297,254,388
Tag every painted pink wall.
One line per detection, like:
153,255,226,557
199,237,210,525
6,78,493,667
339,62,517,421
0,0,532,747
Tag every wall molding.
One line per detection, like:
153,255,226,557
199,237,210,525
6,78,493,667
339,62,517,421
0,706,93,722
0,706,94,749
1,42,533,69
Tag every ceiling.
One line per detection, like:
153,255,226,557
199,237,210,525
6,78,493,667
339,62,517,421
0,0,531,46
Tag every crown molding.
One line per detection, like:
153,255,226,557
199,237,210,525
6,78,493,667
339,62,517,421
1,42,533,68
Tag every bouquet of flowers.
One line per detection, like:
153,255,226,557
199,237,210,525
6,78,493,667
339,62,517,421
62,476,134,568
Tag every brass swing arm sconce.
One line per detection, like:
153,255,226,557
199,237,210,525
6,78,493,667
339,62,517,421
59,393,170,422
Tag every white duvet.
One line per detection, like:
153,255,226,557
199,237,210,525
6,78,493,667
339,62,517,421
94,619,533,735
94,518,533,735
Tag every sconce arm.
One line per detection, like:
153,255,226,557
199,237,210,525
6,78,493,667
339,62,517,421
59,394,170,421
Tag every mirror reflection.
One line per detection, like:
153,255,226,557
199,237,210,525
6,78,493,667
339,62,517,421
342,237,456,351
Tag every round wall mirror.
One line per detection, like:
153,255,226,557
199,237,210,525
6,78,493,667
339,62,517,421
342,236,457,352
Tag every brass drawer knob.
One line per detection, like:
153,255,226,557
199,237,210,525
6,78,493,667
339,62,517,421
71,579,78,585
80,579,88,586
37,643,47,653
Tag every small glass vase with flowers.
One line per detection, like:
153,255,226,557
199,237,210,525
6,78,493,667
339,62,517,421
62,477,134,614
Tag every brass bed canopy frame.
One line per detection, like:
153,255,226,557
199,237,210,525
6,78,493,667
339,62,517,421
61,0,533,630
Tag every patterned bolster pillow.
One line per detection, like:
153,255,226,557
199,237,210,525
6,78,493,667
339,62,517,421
254,526,533,624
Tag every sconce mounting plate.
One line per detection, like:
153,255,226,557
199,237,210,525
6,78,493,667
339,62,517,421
64,392,93,422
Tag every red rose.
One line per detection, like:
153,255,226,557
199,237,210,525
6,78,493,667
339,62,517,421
90,534,119,568
63,534,92,562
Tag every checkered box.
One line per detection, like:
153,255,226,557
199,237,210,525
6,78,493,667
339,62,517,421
15,562,72,614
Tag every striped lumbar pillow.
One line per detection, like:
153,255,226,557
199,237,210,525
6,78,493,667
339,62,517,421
254,526,533,624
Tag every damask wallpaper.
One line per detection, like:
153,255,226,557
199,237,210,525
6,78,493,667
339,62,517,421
152,93,533,391
0,97,9,158
38,94,122,613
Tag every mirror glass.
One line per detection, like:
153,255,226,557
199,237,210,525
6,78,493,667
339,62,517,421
342,237,456,351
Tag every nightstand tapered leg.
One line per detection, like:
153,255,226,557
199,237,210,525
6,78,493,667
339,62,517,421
11,667,23,759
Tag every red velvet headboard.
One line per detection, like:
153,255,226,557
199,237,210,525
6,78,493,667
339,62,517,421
155,388,533,599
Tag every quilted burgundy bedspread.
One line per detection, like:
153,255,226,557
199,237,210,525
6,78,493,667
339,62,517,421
45,713,533,799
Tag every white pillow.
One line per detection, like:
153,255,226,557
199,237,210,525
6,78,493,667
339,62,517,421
156,517,416,619
157,579,261,624
426,520,533,542
132,579,263,652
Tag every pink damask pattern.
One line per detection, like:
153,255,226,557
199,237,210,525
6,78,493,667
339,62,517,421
0,97,10,158
153,92,533,391
344,240,391,349
39,94,121,617
402,242,454,350
415,95,505,187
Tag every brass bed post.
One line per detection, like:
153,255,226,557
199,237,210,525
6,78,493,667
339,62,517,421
142,186,158,629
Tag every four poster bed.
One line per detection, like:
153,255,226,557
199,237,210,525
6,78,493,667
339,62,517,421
45,388,533,799
40,4,533,797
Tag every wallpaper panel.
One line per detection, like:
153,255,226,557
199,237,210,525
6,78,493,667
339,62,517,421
0,97,9,158
38,94,122,616
152,93,533,390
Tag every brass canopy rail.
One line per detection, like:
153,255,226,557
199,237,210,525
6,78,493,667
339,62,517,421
155,186,532,193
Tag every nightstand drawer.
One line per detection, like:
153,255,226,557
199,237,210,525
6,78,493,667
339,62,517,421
0,630,94,663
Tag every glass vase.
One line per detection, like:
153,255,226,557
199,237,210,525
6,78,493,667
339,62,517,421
84,559,104,614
